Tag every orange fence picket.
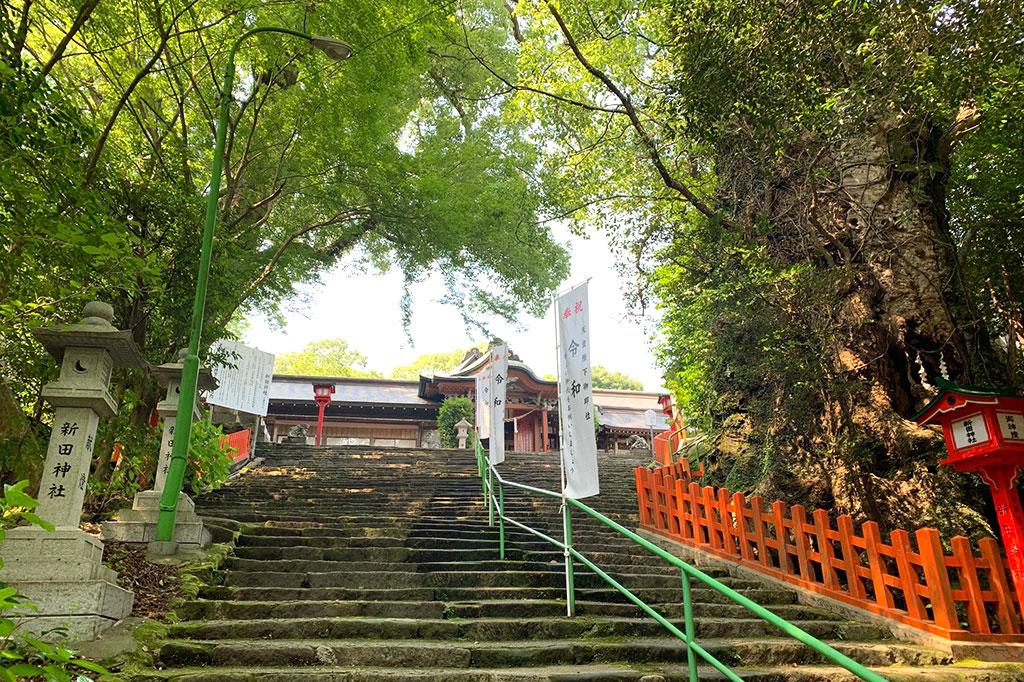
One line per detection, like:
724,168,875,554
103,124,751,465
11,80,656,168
635,463,1024,642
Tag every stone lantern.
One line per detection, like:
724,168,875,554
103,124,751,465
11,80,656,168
0,302,145,639
455,418,472,449
102,349,216,548
914,378,1024,616
312,383,335,446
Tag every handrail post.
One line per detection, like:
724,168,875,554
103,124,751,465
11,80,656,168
681,570,698,682
563,501,576,616
488,466,494,527
498,481,506,560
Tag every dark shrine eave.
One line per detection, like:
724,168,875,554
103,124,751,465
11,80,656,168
913,377,1021,424
418,361,556,401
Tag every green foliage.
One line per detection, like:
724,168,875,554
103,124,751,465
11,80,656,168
590,366,644,391
390,346,484,380
0,483,108,680
184,417,231,496
274,339,381,378
0,481,54,548
1,0,570,514
437,397,474,448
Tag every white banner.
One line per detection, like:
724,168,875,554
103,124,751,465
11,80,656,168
475,365,492,437
489,344,508,465
207,340,275,416
556,283,599,498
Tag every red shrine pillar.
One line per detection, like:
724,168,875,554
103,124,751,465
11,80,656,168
541,407,550,452
983,465,1024,607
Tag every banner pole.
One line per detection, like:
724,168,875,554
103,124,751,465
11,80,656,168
553,293,575,617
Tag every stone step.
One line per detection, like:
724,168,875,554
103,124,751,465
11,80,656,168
220,568,760,591
198,584,800,606
154,636,948,670
174,599,830,622
130,662,1024,682
166,616,888,642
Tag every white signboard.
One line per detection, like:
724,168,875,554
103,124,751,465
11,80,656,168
951,413,990,450
998,412,1024,442
475,365,492,437
207,340,275,416
489,344,508,465
644,409,658,428
556,282,599,499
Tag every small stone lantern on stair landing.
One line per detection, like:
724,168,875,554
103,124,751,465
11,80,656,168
914,378,1024,617
102,348,217,548
455,418,472,449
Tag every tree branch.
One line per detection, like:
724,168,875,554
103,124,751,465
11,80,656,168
543,1,725,225
32,0,101,86
215,208,374,328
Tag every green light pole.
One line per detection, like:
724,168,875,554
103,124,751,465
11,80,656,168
155,27,353,544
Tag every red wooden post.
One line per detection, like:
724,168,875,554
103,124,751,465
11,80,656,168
734,492,752,561
790,504,812,582
813,509,838,589
772,501,790,574
981,465,1024,619
978,536,1022,633
692,481,708,544
890,529,927,621
717,488,735,556
917,527,959,631
635,468,652,526
750,495,769,567
951,535,989,634
862,521,894,609
837,515,866,599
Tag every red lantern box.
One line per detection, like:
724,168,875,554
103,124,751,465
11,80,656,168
915,379,1024,615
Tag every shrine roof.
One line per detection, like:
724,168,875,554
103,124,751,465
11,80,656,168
269,375,434,406
913,378,1021,424
599,408,669,432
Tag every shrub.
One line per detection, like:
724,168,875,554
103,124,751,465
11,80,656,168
184,415,231,495
438,397,474,448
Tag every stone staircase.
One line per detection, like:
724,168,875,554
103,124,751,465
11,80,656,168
133,444,1024,680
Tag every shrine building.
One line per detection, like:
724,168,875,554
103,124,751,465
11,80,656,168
262,348,668,451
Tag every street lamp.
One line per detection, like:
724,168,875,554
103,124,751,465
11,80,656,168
155,27,353,545
312,383,336,446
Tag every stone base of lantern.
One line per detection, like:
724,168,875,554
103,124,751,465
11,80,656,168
0,527,134,641
101,491,211,548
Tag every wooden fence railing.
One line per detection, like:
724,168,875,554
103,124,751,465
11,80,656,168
653,428,695,467
635,463,1024,642
220,429,251,463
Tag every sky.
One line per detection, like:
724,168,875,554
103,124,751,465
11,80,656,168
244,225,667,391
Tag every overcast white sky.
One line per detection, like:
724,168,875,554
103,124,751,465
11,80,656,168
244,225,667,391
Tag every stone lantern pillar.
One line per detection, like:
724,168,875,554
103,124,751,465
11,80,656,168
455,418,472,449
101,349,215,548
0,302,144,639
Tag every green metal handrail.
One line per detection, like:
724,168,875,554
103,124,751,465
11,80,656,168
473,439,888,682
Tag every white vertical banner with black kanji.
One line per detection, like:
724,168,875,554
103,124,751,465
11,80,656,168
475,365,492,437
556,282,599,498
489,343,508,465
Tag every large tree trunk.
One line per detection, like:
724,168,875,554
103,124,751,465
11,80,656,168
721,118,999,535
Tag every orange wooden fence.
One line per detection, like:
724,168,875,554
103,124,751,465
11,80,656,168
635,463,1024,642
219,429,252,463
653,427,692,466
